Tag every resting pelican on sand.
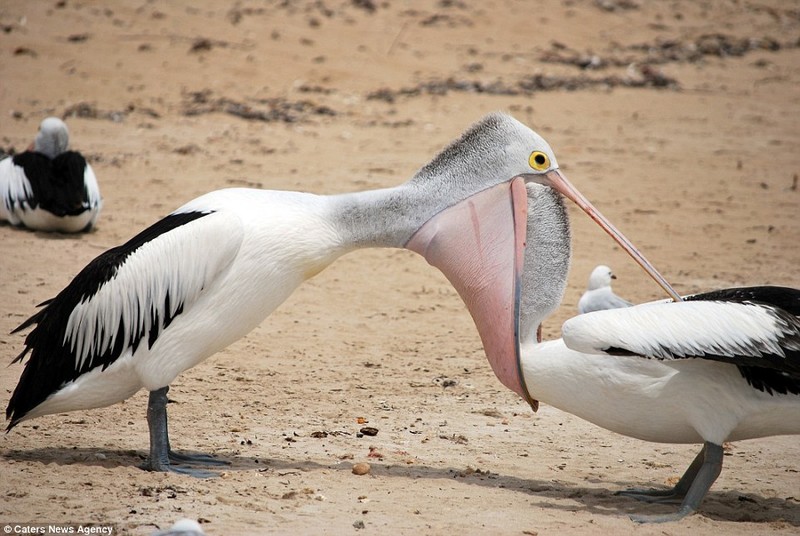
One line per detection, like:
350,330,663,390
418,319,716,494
577,264,632,313
408,131,799,522
11,112,668,476
0,117,102,232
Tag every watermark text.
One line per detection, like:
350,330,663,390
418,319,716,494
2,524,114,535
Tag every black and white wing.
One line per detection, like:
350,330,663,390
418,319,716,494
0,154,33,225
562,286,800,393
6,208,243,427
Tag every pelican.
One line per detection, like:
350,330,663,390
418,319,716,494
0,117,102,232
577,264,632,313
408,133,799,522
10,112,658,476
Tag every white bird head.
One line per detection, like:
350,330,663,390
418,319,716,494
33,117,70,159
407,113,679,409
588,265,616,290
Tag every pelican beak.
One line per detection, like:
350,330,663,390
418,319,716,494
529,169,682,303
406,177,538,411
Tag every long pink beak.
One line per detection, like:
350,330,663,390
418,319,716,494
406,178,538,410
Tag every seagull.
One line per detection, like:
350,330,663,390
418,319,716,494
409,132,799,522
577,264,632,313
10,112,651,476
0,117,102,232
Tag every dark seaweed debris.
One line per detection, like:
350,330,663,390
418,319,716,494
61,102,161,122
181,90,336,123
541,33,798,70
367,67,677,103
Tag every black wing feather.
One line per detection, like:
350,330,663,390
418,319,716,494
687,286,800,395
12,151,90,216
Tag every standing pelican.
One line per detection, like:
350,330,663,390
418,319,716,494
0,117,102,232
11,112,670,476
577,264,632,313
409,136,800,522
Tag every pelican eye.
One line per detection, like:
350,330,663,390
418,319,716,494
528,151,550,171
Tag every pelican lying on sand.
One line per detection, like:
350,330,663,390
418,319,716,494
0,117,101,232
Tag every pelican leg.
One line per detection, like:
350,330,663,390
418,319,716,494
142,386,219,478
629,442,723,524
617,444,706,504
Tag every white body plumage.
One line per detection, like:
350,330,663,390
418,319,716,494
523,337,800,446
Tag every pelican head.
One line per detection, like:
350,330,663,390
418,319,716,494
406,113,679,409
33,117,70,159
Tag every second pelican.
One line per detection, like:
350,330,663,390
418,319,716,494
409,120,799,522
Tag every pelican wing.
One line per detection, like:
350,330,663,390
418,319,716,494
7,209,242,426
0,156,34,224
83,162,102,210
561,287,800,378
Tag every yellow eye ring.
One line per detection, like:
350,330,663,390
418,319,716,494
528,151,550,171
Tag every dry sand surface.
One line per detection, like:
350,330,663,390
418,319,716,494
1,1,799,534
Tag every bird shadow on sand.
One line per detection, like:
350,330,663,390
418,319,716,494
4,446,798,525
0,221,96,238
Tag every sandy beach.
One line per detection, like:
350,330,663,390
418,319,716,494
1,1,799,534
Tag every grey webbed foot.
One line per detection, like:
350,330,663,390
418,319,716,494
169,450,229,466
619,442,723,523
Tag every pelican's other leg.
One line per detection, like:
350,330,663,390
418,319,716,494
162,386,228,467
143,386,220,477
629,442,723,524
617,444,706,504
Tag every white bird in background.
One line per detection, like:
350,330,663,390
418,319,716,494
410,130,800,523
0,117,102,232
10,112,644,477
151,519,205,536
577,264,633,314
